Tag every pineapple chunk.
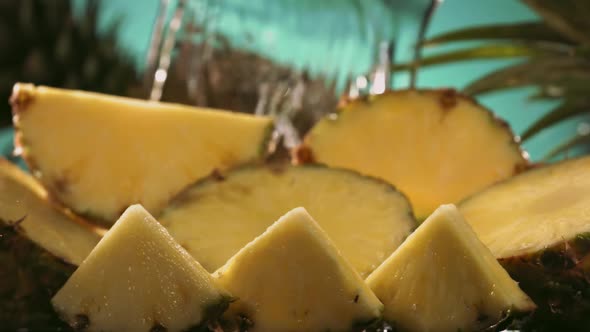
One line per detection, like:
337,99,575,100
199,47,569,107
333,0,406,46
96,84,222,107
11,83,273,224
459,155,590,328
52,205,231,332
0,158,100,265
160,164,415,277
301,89,526,219
366,204,535,332
214,207,383,332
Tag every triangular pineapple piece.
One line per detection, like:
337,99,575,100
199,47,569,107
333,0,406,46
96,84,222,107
52,205,231,332
11,83,273,225
214,207,383,332
0,158,100,266
366,204,535,332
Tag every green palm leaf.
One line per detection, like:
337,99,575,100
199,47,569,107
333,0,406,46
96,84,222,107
394,44,566,71
544,132,590,161
523,0,590,45
522,100,590,140
423,22,570,46
463,57,590,95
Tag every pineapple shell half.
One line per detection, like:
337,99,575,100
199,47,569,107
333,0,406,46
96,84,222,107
459,155,590,330
300,89,527,219
11,83,274,225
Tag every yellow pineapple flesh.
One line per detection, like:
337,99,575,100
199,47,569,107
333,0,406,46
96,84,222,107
160,164,415,277
0,158,100,265
52,205,231,332
302,89,526,219
459,155,590,259
366,204,535,332
214,207,383,332
11,83,273,225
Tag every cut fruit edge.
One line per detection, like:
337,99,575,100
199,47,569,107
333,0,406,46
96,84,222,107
0,158,102,266
10,83,274,225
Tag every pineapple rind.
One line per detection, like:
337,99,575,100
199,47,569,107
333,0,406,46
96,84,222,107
0,221,74,330
459,155,590,329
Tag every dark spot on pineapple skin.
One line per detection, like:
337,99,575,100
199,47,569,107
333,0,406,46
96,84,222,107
540,250,575,270
292,145,315,164
53,175,70,195
237,314,254,330
150,322,167,332
438,88,458,110
476,313,489,323
211,169,226,182
10,84,36,116
354,294,359,303
72,314,89,331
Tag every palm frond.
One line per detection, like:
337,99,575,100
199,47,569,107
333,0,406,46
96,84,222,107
464,56,590,95
394,44,567,71
522,0,590,45
522,100,590,140
423,22,570,46
544,131,590,161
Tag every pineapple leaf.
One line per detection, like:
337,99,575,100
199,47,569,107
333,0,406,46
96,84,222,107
394,44,569,71
423,22,571,46
464,56,590,95
522,100,590,141
522,0,590,45
544,132,590,161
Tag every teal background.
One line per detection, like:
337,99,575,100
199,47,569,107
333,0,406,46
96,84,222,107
1,0,580,161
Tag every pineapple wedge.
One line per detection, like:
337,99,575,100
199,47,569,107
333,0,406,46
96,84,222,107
459,155,590,329
366,204,535,332
214,207,383,332
0,158,100,265
160,164,415,277
11,83,273,225
300,89,526,219
52,205,231,332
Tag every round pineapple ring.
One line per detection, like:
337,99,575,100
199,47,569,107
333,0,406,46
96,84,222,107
301,89,527,219
159,163,416,278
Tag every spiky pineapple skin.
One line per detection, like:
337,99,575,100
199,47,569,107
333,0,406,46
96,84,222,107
499,234,590,331
0,219,73,330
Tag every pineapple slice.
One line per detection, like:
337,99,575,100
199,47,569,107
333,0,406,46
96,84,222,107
0,158,100,265
300,89,526,219
366,204,535,332
52,205,231,332
459,155,590,328
11,83,273,225
160,164,415,277
214,207,383,332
